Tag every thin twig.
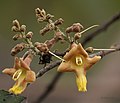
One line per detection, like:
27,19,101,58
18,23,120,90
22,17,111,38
82,11,120,46
34,72,62,103
36,60,61,78
35,12,120,103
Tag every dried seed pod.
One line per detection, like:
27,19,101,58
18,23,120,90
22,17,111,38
20,25,26,32
13,34,23,41
26,32,33,39
11,43,25,56
34,42,49,52
54,18,64,26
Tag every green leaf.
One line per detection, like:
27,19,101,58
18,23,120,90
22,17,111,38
0,90,26,103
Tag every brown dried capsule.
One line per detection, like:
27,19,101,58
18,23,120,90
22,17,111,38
11,43,25,56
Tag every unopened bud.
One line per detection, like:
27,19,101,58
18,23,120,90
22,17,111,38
54,18,64,26
74,33,81,40
13,34,22,41
66,23,84,33
26,32,33,39
11,43,25,56
72,23,83,32
34,42,49,52
85,47,94,53
46,14,54,20
11,26,20,32
12,20,20,28
20,25,26,32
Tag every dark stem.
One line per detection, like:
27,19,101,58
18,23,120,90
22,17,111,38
81,12,120,46
35,12,120,103
34,72,62,103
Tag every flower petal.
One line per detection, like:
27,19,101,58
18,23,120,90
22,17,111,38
20,58,30,70
85,56,101,70
25,71,36,82
2,68,16,76
14,57,20,69
76,74,87,92
9,79,27,95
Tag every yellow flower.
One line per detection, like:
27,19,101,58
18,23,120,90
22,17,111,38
57,43,101,92
2,54,36,95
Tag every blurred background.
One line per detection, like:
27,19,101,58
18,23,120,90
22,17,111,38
0,0,120,103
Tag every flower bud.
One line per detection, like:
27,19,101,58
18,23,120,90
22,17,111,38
20,25,26,32
13,34,22,41
66,23,84,33
54,18,64,26
12,20,20,29
74,33,81,40
34,42,49,52
85,47,94,53
11,43,25,56
26,32,33,39
11,26,20,32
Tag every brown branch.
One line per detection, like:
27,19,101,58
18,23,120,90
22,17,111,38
34,72,62,103
36,60,61,78
82,11,120,46
35,12,120,103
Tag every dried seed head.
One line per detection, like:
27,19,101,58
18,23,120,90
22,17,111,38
85,47,94,53
11,43,25,56
13,34,22,41
20,25,26,32
34,42,49,52
26,32,33,39
54,18,64,26
12,20,20,29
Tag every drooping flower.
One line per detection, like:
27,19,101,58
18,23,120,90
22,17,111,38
57,43,101,92
2,54,36,95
